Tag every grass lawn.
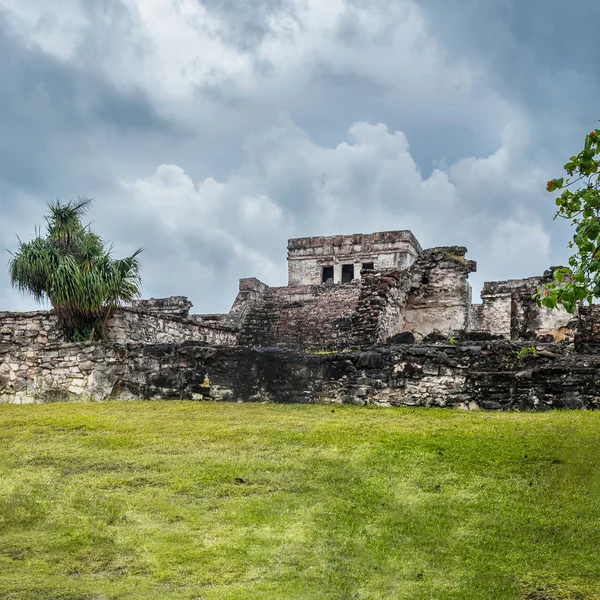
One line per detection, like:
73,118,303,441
1,403,600,599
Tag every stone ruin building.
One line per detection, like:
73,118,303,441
225,229,574,348
0,229,576,350
3,229,600,409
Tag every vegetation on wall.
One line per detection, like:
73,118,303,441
9,198,142,341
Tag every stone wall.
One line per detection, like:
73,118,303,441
238,282,362,349
105,308,237,346
350,270,409,346
0,311,62,346
475,271,572,341
1,338,597,410
403,247,477,340
226,278,270,328
0,301,237,348
573,305,600,352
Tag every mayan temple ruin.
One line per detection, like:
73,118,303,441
2,229,600,409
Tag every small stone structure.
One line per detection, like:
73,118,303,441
473,269,572,342
131,296,193,318
287,230,422,285
0,229,589,408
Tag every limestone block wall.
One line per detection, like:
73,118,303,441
0,303,238,349
1,339,598,411
403,247,477,340
0,311,62,346
226,278,270,328
350,270,409,346
238,282,362,349
573,305,600,352
473,293,512,337
105,308,237,346
475,272,573,341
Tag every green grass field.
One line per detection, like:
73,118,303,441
1,402,600,599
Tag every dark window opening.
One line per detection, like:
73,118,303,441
421,274,429,285
342,264,354,283
322,266,334,283
362,262,374,271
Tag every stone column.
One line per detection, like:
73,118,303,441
353,263,362,280
333,264,342,284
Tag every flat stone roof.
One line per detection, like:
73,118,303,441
287,230,422,253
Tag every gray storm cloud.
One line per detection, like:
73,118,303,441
0,0,587,312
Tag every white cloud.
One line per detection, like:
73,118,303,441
492,212,551,265
2,0,513,139
0,0,87,58
0,0,578,314
106,119,562,313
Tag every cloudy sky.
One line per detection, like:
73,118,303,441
1,0,598,314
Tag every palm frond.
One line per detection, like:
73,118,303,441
9,237,58,303
46,198,92,252
9,198,143,340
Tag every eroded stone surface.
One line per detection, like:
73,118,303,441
473,269,573,342
0,339,597,410
0,229,595,409
287,230,422,286
0,232,575,350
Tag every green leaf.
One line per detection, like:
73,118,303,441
9,198,143,341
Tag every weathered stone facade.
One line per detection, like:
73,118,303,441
403,247,477,340
572,305,600,352
287,230,422,286
473,270,572,342
105,307,237,346
0,300,237,348
1,339,597,410
237,282,362,349
0,311,61,346
1,228,595,408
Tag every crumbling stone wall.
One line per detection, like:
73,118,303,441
403,247,477,340
1,339,597,410
475,271,572,341
238,282,362,349
226,278,270,328
0,311,61,346
573,305,600,352
105,308,237,345
0,298,237,348
350,270,409,346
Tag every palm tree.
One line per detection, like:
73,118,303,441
9,198,142,341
